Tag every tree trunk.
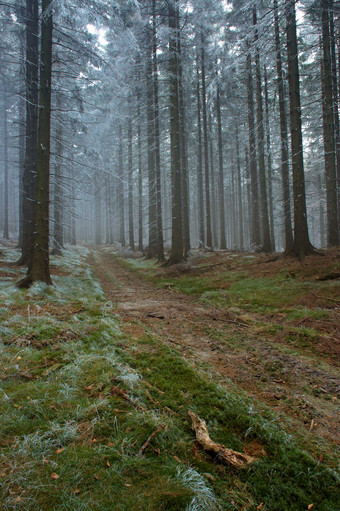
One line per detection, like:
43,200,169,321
51,94,64,255
146,28,158,259
329,0,340,226
152,1,165,261
18,29,26,248
2,77,9,239
166,0,184,265
217,83,227,249
17,0,39,265
209,113,218,248
118,125,125,247
246,44,261,248
285,0,314,259
236,126,244,250
321,0,338,246
177,26,190,257
253,7,272,253
137,84,143,252
128,101,135,250
274,0,293,252
18,0,53,287
201,36,213,249
196,58,205,246
264,66,275,251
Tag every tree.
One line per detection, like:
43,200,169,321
285,0,314,259
16,0,39,266
18,0,53,287
321,0,338,246
253,6,272,252
167,0,184,265
274,0,293,252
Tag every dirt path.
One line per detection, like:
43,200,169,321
90,248,340,447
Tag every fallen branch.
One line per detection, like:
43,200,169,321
311,293,339,304
317,272,340,281
137,424,165,456
188,411,255,469
111,386,147,412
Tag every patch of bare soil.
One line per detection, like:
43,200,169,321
89,248,340,447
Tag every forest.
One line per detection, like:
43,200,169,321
0,0,339,510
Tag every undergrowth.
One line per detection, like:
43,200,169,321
0,246,338,510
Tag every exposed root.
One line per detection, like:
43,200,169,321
188,411,255,469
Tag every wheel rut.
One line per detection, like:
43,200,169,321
89,248,340,446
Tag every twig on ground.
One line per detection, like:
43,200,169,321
311,293,339,304
111,385,147,412
137,424,165,456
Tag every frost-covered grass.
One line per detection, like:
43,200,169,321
0,246,339,510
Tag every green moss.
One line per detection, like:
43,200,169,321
0,248,339,511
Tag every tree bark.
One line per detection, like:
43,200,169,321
217,83,227,249
246,44,261,248
51,94,64,255
128,100,135,250
201,35,213,249
236,126,244,250
18,0,53,287
321,0,338,246
17,0,39,265
2,76,9,239
146,27,158,258
274,0,293,252
264,66,275,251
137,82,143,252
285,0,314,259
152,1,165,261
196,58,205,246
253,7,272,253
118,125,125,247
166,0,184,265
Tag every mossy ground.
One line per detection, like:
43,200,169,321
0,245,339,510
123,249,339,363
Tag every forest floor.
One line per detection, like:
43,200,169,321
0,242,339,510
92,247,340,450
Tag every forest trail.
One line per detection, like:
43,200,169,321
90,248,340,447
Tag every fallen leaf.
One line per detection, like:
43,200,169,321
257,504,264,510
55,448,64,454
94,475,99,480
106,460,110,467
107,442,114,447
124,484,131,487
308,505,314,510
51,473,59,480
14,497,21,502
0,473,6,478
173,455,182,463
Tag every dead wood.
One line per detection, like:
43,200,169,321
111,385,147,412
137,424,165,456
317,272,340,281
188,411,255,469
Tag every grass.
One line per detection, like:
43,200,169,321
0,246,339,510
